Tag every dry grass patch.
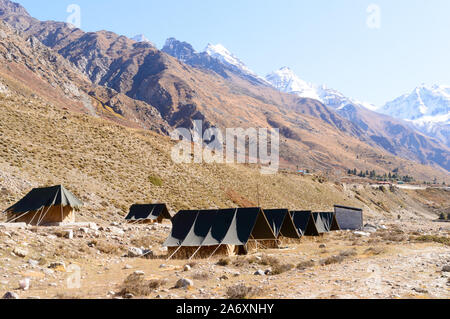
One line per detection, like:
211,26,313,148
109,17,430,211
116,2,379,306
270,263,294,275
192,272,210,281
226,284,264,299
297,260,315,270
364,247,386,255
117,272,166,297
413,235,450,246
89,240,123,255
217,257,231,266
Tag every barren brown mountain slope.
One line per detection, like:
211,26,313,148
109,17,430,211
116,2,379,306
0,20,169,134
0,89,448,222
0,0,448,176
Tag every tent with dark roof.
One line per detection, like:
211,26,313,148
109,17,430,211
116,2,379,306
312,213,329,234
263,209,301,239
317,212,340,232
3,185,83,226
334,205,363,230
164,208,277,259
290,211,320,236
125,204,171,224
163,210,198,248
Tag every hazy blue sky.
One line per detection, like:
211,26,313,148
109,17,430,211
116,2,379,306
16,0,450,106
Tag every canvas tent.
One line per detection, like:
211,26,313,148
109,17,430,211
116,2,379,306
311,213,329,234
290,211,320,237
317,212,340,232
3,185,83,226
263,209,301,239
334,205,363,230
313,212,340,233
125,204,171,224
164,208,277,259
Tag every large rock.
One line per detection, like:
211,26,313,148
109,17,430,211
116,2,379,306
13,247,28,258
442,265,450,272
19,278,30,291
175,278,194,289
127,247,143,258
2,291,19,299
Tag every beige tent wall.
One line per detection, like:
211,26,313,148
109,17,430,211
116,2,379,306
7,205,75,226
167,245,238,260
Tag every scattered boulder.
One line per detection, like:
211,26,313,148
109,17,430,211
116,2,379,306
442,265,450,272
319,244,326,249
13,247,28,258
175,278,194,289
127,247,143,258
2,291,19,299
183,265,191,272
254,269,265,276
19,278,30,291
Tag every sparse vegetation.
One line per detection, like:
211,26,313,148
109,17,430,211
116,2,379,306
117,273,166,297
296,260,315,270
217,257,231,266
148,175,163,187
413,235,450,246
271,263,294,275
226,284,264,299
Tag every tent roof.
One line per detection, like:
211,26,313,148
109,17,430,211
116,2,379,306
334,205,363,212
125,204,171,221
312,213,329,234
317,212,340,231
163,210,197,247
4,185,83,214
165,208,276,248
179,210,217,247
264,209,301,239
290,211,320,236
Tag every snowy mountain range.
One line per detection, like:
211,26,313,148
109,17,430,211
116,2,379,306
161,38,448,146
265,67,377,111
378,85,450,146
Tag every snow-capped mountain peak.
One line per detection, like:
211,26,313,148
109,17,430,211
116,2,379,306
265,67,321,101
379,84,450,121
204,43,258,78
131,34,151,43
265,67,378,111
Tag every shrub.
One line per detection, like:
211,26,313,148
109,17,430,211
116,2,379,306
192,272,210,281
364,247,385,255
319,255,345,266
217,258,231,266
271,263,294,275
339,249,358,257
117,273,166,297
148,175,163,187
259,255,280,267
296,260,315,270
414,235,450,246
226,284,263,299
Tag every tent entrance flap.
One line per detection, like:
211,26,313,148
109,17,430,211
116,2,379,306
264,209,301,239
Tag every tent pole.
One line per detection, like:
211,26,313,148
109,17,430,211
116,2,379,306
28,207,43,226
166,246,182,261
6,210,32,223
188,246,203,261
37,205,52,226
207,244,222,260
